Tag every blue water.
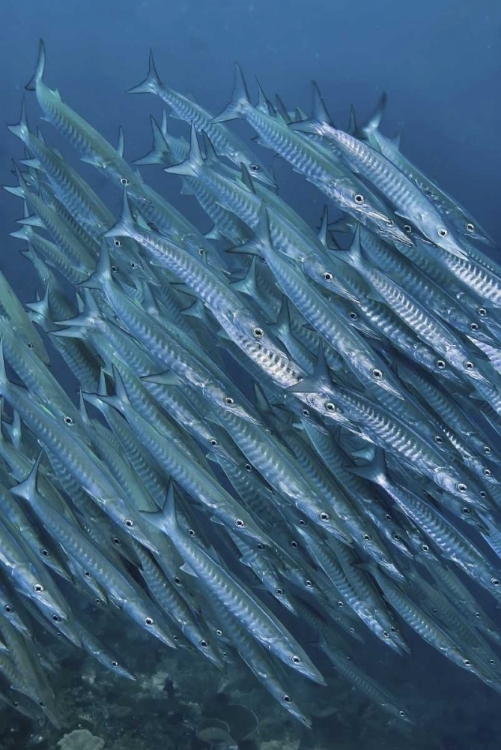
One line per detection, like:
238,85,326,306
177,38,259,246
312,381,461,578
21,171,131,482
0,1,500,747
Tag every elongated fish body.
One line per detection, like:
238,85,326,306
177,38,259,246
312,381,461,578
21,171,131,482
148,486,326,685
12,463,177,649
214,67,412,246
313,122,469,260
128,52,276,187
361,99,495,246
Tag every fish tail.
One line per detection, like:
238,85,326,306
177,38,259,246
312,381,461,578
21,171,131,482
25,39,46,92
212,63,251,123
127,49,162,95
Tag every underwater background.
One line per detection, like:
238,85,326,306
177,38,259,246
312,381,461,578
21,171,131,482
0,1,500,748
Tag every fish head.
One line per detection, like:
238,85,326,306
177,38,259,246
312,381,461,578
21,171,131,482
432,469,490,511
203,379,261,425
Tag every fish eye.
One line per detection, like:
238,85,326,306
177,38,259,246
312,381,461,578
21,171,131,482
120,177,129,186
372,368,383,379
253,327,264,338
276,588,284,595
392,533,402,541
200,640,208,648
484,469,492,476
462,506,471,514
174,577,181,584
130,261,138,269
383,630,390,638
354,194,365,204
38,701,45,708
348,311,358,320
466,223,475,232
188,528,196,536
113,239,121,247
198,247,205,256
41,549,49,557
456,483,468,493
144,617,154,625
298,518,306,526
463,659,471,667
290,540,299,548
434,436,443,444
464,361,474,370
301,408,309,416
305,579,313,587
209,439,219,446
27,342,34,349
484,446,492,455
385,514,392,520
52,614,61,622
4,605,12,613
491,578,500,586
63,416,73,425
257,543,264,550
403,224,412,233
111,265,119,273
422,544,430,551
337,600,344,607
125,519,134,527
363,533,372,541
84,571,91,577
244,463,252,472
216,629,223,636
33,584,44,592
112,537,121,545
390,626,397,633
478,307,487,316
470,322,479,331
325,402,336,412
319,512,330,521
437,228,448,238
235,518,245,527
399,710,406,718
291,655,301,664
224,397,235,405
250,163,259,172
283,695,291,703
323,272,333,281
111,661,119,667
436,359,446,369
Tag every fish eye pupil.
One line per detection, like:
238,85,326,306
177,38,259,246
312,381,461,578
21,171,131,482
470,323,479,331
484,446,492,454
284,695,291,703
5,605,12,613
363,534,371,540
484,469,491,476
403,224,412,232
224,397,235,405
291,655,301,663
434,436,443,443
216,629,222,636
174,577,181,584
235,518,244,527
33,584,44,592
276,588,283,595
320,512,329,521
464,659,471,666
257,543,264,549
462,507,470,513
253,327,264,338
111,265,118,273
349,311,358,319
145,617,154,625
114,239,121,247
354,194,364,203
189,529,195,536
422,544,429,551
478,307,487,316
64,416,73,425
323,272,333,281
372,368,383,379
250,163,259,171
464,361,474,370
27,342,33,348
305,580,312,587
466,223,475,231
326,402,336,412
492,578,500,586
436,360,446,369
438,228,448,237
245,463,252,471
457,483,467,492
291,541,298,548
201,640,208,647
41,549,49,556
112,661,118,666
125,519,134,527
301,409,309,416
210,439,218,446
53,614,60,622
120,177,129,185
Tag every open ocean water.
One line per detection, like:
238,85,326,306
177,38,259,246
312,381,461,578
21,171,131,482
0,2,500,748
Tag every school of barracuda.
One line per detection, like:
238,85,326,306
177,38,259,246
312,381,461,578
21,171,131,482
0,38,500,729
